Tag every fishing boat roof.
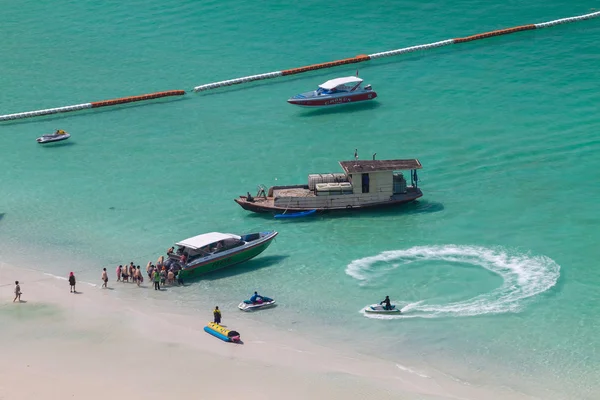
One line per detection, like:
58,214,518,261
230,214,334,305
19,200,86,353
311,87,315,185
339,159,422,174
176,232,242,250
319,76,363,89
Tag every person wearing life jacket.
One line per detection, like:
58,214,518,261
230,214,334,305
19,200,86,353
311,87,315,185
213,306,221,324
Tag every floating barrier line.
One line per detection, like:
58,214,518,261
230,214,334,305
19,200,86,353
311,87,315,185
0,90,185,122
1,11,599,122
192,10,600,92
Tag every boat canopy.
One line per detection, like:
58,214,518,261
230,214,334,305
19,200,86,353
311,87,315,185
319,76,363,90
176,232,242,250
339,159,422,174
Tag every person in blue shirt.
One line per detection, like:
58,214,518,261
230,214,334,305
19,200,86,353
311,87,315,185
250,291,263,303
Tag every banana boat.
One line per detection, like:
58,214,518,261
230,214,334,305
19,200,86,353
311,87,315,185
204,322,241,342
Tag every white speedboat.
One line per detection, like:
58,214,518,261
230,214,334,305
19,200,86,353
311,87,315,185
287,76,377,107
238,296,276,311
364,304,401,314
37,129,70,144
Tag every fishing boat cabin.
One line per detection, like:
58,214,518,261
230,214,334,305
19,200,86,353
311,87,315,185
234,158,422,213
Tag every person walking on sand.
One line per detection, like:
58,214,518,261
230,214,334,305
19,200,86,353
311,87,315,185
69,272,76,293
213,306,221,324
13,281,22,302
153,269,160,290
101,268,108,288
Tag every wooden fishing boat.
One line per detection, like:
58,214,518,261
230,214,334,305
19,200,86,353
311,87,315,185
235,156,422,213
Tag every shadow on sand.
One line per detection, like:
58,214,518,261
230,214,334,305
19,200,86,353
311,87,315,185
200,255,289,282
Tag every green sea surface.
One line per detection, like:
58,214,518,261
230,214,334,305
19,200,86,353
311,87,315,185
1,1,599,398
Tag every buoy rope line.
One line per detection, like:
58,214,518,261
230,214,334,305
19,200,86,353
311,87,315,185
1,11,598,122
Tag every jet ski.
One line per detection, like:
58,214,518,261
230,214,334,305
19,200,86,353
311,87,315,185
238,296,276,311
364,304,401,314
37,129,70,144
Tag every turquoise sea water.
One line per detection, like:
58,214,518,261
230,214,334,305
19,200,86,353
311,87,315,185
1,0,600,398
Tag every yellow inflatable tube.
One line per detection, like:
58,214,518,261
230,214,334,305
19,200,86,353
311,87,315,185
204,322,241,342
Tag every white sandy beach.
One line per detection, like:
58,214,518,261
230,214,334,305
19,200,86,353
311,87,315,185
0,262,542,400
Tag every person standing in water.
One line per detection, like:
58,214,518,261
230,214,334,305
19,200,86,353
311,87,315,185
13,281,22,302
213,306,221,324
153,269,160,290
69,272,76,293
101,268,108,288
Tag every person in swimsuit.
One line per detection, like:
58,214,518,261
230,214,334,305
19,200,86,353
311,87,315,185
13,281,22,302
134,267,142,287
101,268,108,288
121,265,129,282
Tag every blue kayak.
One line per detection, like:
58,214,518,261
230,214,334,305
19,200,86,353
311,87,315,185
274,209,316,219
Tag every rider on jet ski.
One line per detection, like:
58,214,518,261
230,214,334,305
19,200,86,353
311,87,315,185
380,296,392,310
250,291,263,303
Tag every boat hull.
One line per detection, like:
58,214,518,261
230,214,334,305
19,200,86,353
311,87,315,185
179,233,277,279
365,304,401,314
287,91,377,107
37,133,71,143
234,190,422,214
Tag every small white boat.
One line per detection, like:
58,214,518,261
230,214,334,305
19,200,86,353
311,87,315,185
287,76,377,107
238,296,276,311
37,129,70,144
364,304,401,314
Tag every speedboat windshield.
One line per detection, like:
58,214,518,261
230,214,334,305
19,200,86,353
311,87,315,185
317,87,336,95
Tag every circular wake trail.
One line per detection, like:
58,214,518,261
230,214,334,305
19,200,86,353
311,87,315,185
347,245,560,319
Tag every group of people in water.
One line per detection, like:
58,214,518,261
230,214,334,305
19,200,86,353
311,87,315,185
113,260,184,290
